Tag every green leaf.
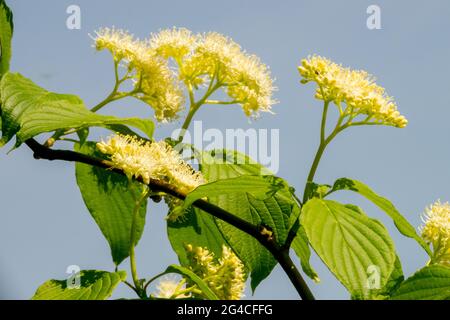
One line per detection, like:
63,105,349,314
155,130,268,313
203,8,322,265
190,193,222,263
183,175,287,209
168,206,227,267
378,255,404,297
32,270,126,300
75,142,148,265
164,265,219,300
391,265,450,300
200,149,292,291
0,0,13,77
200,149,272,176
291,225,320,282
0,73,154,147
329,178,431,256
286,200,319,281
301,198,396,299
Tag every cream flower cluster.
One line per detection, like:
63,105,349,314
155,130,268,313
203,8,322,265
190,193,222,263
93,28,184,122
186,244,246,300
420,200,450,266
94,27,276,119
149,28,276,117
154,277,189,299
298,55,407,128
96,134,204,194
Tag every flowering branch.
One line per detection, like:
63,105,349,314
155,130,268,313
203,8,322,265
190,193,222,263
23,138,315,300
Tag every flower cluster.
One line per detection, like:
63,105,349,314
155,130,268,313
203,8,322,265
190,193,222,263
154,277,189,299
420,200,450,266
96,134,205,194
94,27,276,119
298,55,407,128
186,244,246,300
93,28,184,122
150,27,197,61
149,28,276,117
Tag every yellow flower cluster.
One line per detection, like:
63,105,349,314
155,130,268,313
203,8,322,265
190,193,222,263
150,27,196,60
94,27,276,119
298,55,407,128
150,28,276,117
186,244,246,300
93,28,184,122
96,134,205,194
420,200,450,266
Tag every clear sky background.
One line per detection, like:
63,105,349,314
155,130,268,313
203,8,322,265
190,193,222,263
0,0,449,299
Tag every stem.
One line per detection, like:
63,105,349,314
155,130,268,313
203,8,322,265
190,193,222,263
271,248,315,300
122,280,142,297
320,101,329,144
129,188,150,298
284,101,333,248
23,138,315,300
178,103,200,142
303,100,330,203
143,270,167,293
177,80,222,142
91,60,128,113
303,142,326,200
44,60,127,147
89,93,120,113
204,99,241,105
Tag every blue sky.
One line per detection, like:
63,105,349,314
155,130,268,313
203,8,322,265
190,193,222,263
0,0,449,299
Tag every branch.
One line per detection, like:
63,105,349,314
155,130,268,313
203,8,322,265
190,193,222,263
24,138,315,300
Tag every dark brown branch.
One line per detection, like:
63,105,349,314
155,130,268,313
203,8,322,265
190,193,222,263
24,138,315,300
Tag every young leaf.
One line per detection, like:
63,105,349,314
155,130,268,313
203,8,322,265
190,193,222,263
31,270,126,300
0,0,13,77
168,206,227,267
75,142,148,266
200,149,292,291
329,178,431,256
0,73,154,147
301,198,396,299
164,265,219,300
391,265,450,300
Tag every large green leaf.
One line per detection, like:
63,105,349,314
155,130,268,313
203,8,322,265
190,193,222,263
32,270,126,300
0,0,13,77
168,206,227,267
301,198,396,299
164,265,219,300
183,175,287,209
376,255,404,298
288,203,320,281
0,73,154,147
329,178,431,256
291,225,319,282
75,142,148,266
200,149,293,291
391,265,450,300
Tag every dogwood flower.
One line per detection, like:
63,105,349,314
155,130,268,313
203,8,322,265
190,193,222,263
93,27,184,122
299,55,407,128
154,277,189,299
96,134,204,194
420,200,450,266
150,28,276,117
186,244,246,300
